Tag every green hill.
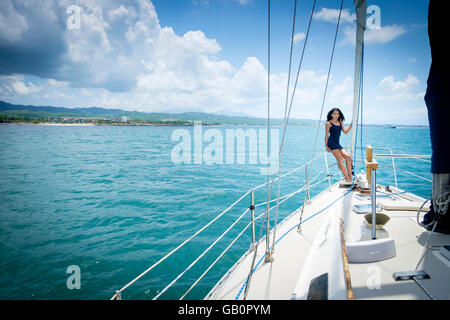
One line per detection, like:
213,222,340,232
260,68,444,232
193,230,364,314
0,100,318,126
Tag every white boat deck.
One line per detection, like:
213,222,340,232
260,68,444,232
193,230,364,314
206,181,450,300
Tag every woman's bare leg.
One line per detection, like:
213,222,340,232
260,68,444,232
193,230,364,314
331,149,349,181
339,149,353,182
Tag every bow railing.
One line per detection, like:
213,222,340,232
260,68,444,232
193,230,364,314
110,145,431,300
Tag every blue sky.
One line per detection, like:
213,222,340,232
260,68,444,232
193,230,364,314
0,0,431,125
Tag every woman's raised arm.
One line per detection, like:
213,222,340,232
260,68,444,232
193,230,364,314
341,120,352,134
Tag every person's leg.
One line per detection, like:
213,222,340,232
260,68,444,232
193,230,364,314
331,149,349,181
339,149,353,182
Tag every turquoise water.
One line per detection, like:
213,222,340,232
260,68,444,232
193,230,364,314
0,124,431,300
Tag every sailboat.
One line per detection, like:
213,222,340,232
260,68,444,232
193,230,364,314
111,0,449,300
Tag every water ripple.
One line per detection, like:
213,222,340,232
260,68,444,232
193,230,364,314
0,124,432,299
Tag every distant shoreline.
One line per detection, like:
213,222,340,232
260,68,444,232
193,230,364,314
0,122,193,127
0,122,429,128
1,122,95,126
39,123,95,126
0,101,430,128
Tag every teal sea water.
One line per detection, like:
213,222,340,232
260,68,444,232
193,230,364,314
0,124,431,300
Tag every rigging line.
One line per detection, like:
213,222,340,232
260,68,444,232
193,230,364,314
265,0,271,258
377,163,432,183
255,169,325,208
153,208,250,300
286,0,317,121
301,0,344,224
307,0,344,187
360,44,364,167
112,188,252,298
244,0,272,300
415,213,438,271
414,186,450,274
271,0,299,255
239,15,362,298
243,203,267,299
359,43,365,171
283,0,298,126
252,153,322,191
182,220,253,300
350,23,363,185
235,179,355,300
245,0,317,299
265,0,317,255
352,42,363,175
237,174,333,300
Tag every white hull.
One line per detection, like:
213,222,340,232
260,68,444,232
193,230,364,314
206,180,450,300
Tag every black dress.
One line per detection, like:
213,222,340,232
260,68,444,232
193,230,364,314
327,122,343,150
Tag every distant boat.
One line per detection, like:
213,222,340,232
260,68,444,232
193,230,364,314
391,124,397,128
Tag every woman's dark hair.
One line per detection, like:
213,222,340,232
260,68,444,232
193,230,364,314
327,108,345,122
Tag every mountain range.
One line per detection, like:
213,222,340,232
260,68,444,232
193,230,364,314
0,100,318,126
0,100,428,127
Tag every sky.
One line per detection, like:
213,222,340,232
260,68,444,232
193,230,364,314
0,0,431,125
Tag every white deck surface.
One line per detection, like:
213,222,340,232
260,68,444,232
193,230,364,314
206,182,450,300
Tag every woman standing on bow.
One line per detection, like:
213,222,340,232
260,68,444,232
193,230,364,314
325,107,353,182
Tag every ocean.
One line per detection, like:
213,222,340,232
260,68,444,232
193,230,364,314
0,124,432,299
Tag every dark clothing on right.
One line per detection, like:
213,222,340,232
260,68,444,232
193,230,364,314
425,0,450,174
422,0,450,234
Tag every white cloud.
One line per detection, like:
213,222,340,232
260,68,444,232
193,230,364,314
293,32,305,44
2,0,404,122
43,92,74,100
237,0,252,5
75,64,346,119
377,74,422,101
230,57,266,97
341,24,406,46
135,27,227,94
47,79,70,87
364,24,406,44
314,8,355,24
11,81,41,95
329,76,353,106
58,0,160,91
192,0,210,6
81,88,92,96
65,5,112,64
0,0,28,42
0,74,41,95
410,106,427,114
314,7,406,46
108,5,129,20
0,0,262,110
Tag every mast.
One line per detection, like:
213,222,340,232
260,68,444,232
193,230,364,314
350,0,367,161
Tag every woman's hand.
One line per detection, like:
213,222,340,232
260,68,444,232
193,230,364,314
342,121,352,134
326,146,331,152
